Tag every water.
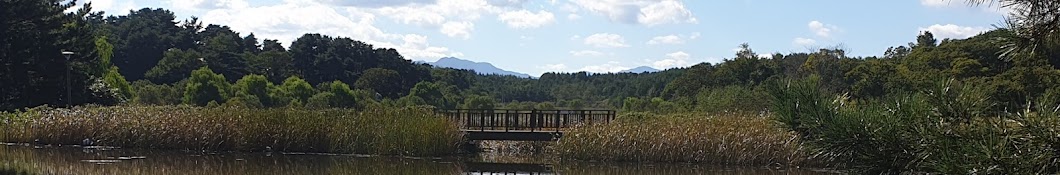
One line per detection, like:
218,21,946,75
0,144,830,175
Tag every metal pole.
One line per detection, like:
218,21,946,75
66,61,70,107
62,51,74,107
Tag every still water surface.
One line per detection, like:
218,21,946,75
0,144,829,174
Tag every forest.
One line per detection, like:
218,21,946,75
5,1,1056,113
1,1,688,111
4,0,1060,173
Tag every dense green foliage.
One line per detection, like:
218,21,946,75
0,1,692,110
5,1,1060,172
768,76,1060,173
5,0,1059,114
183,67,230,106
1,1,122,109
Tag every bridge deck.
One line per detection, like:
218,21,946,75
440,109,615,141
463,130,563,141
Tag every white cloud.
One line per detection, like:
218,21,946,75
539,63,568,72
197,0,460,61
570,50,605,57
571,0,696,26
646,35,683,45
637,0,697,26
376,7,447,27
808,20,838,38
584,33,629,48
577,61,629,73
486,0,530,7
375,0,498,26
170,0,249,11
316,0,437,7
498,10,556,29
652,51,693,69
918,24,990,39
758,54,774,58
570,35,581,41
568,13,582,20
689,32,701,39
793,37,816,46
441,21,474,39
372,0,502,38
72,0,138,15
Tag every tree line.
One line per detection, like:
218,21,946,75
3,0,1058,113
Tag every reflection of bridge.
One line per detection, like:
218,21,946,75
439,109,616,141
462,162,554,174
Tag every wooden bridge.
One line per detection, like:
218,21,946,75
439,109,616,141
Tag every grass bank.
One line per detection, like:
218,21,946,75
0,105,463,156
552,112,813,167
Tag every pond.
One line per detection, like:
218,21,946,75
0,144,830,175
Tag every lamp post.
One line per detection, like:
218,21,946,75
62,51,75,107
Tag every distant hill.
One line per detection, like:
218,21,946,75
619,66,661,73
428,57,533,78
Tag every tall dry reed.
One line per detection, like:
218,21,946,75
553,112,812,166
0,105,463,156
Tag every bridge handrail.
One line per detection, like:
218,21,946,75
436,109,616,132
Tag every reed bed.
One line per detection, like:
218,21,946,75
0,105,463,156
552,112,812,166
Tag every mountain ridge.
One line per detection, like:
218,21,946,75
427,57,533,78
619,66,661,73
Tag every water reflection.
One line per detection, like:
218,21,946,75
0,144,828,175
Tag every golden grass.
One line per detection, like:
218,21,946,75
0,105,463,156
552,112,812,166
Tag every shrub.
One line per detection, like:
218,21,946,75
694,85,769,113
233,74,274,106
278,76,316,103
306,92,336,109
184,67,231,106
131,80,183,105
102,66,133,101
461,95,494,109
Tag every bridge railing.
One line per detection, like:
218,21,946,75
438,109,615,132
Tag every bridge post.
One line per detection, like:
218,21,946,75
609,110,614,123
504,110,509,132
556,110,561,132
489,109,495,130
531,109,537,132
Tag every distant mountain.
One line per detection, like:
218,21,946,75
428,57,533,78
619,66,660,73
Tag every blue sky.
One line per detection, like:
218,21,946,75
75,0,1007,76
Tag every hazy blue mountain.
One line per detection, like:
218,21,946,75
619,66,660,73
429,57,533,78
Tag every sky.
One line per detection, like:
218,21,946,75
73,0,1009,76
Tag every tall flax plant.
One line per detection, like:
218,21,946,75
766,76,926,172
769,76,1060,173
1012,90,1060,173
